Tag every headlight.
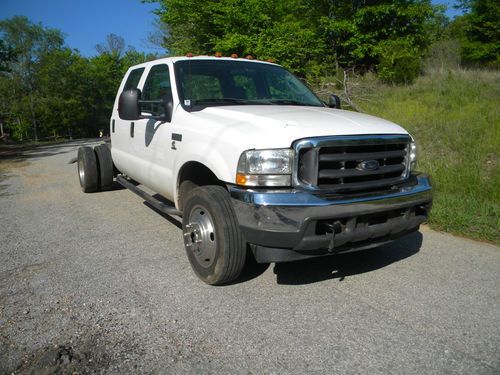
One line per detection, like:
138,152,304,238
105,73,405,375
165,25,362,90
409,140,417,170
236,149,293,187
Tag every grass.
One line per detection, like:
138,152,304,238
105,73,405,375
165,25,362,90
349,69,500,244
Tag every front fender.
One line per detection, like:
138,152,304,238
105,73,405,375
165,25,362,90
173,143,238,207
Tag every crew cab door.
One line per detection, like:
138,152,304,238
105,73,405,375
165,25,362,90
110,66,146,179
132,63,178,199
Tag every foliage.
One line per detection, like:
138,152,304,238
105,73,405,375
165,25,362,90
375,39,421,84
0,39,17,73
146,0,438,82
322,2,434,68
457,0,500,68
145,0,328,76
0,16,64,140
0,17,155,141
358,69,500,244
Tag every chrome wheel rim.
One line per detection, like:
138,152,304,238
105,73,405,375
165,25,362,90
184,205,217,268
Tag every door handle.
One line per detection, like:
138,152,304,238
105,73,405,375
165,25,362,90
130,122,134,138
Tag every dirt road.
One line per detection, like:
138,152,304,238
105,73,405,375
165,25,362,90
1,140,499,374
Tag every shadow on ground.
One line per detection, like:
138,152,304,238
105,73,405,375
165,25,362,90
0,139,101,161
137,194,423,286
273,231,423,285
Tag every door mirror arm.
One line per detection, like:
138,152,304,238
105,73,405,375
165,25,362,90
118,89,173,122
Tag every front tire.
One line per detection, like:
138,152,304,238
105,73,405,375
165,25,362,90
77,146,98,193
182,185,246,285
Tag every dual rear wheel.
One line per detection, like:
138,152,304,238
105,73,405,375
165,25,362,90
77,144,113,192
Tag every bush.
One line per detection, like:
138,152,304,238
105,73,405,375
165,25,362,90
423,39,462,73
376,40,421,84
360,68,500,244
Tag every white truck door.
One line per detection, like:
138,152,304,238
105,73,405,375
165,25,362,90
110,66,146,178
131,63,177,200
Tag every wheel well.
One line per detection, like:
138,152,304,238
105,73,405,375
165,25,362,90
177,161,226,209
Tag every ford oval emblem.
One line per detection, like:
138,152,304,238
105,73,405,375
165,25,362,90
358,160,380,171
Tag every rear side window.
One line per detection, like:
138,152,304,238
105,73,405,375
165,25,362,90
123,67,145,91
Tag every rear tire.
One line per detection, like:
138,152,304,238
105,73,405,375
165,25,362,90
182,185,246,285
94,144,114,191
77,147,98,193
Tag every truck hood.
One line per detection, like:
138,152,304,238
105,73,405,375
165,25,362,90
189,105,408,149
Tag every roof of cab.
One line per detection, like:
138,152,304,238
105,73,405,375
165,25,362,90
128,55,278,70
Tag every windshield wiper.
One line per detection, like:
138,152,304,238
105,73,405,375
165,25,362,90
192,98,254,105
266,99,319,106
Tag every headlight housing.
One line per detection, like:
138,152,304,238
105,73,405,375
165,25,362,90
409,139,417,171
236,149,293,187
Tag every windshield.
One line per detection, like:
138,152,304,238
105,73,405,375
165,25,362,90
174,60,324,111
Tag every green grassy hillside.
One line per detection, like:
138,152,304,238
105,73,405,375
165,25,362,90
359,69,499,244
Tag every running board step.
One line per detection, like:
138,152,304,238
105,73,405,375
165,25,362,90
116,175,182,217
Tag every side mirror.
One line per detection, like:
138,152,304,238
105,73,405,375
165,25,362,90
164,100,173,123
328,94,341,109
118,89,141,120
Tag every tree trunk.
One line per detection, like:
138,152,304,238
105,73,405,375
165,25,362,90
29,95,38,142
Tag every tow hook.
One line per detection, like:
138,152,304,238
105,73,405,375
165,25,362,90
326,221,342,253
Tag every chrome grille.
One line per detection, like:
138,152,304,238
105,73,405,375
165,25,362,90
294,135,411,192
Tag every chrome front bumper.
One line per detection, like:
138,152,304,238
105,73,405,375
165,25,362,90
229,173,432,263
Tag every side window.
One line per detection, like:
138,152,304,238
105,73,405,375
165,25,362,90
123,68,145,91
142,64,172,101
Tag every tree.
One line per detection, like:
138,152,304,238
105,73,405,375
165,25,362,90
0,16,64,141
147,0,439,82
37,48,95,138
321,1,436,83
89,36,157,133
457,0,500,68
95,33,126,57
0,39,17,74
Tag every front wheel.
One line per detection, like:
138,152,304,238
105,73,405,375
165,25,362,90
182,185,246,285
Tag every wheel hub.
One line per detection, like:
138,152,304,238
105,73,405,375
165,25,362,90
184,206,216,268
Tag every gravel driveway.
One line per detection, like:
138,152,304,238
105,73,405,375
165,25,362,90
1,140,499,374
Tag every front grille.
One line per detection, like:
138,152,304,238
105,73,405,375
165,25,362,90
295,135,411,192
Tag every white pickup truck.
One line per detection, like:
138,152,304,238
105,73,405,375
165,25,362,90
77,56,432,285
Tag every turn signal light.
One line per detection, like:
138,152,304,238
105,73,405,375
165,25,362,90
236,173,247,185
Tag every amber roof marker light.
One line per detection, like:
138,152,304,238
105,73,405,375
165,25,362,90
186,52,194,57
215,52,222,58
230,53,238,58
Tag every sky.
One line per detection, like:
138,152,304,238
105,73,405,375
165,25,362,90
0,0,161,57
0,0,464,58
